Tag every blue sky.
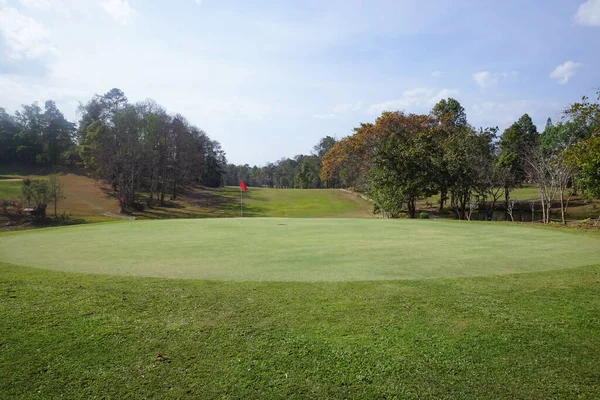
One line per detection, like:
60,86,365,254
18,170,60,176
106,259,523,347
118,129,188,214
0,0,599,165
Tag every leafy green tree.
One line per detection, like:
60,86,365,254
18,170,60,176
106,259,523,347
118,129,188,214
498,113,539,207
541,120,591,150
313,136,337,158
42,101,76,165
431,98,467,128
366,113,437,219
21,178,51,219
430,98,469,212
568,135,600,200
444,128,488,219
0,108,21,163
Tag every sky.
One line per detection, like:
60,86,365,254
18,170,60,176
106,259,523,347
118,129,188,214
0,0,599,165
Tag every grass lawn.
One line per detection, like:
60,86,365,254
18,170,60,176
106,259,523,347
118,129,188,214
2,220,600,398
138,187,373,219
1,219,599,281
0,180,22,199
1,261,599,398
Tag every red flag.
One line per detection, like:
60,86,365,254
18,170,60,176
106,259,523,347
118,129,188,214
240,180,248,192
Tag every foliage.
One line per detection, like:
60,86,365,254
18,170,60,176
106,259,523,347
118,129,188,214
21,178,51,219
366,112,437,218
321,123,382,189
1,101,76,166
226,136,337,189
78,89,227,208
418,211,429,219
498,114,539,191
562,92,600,201
566,134,600,200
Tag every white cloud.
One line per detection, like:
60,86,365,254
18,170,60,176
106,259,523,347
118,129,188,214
473,71,499,89
100,0,136,25
367,88,458,114
549,61,583,84
0,6,56,59
575,0,600,26
431,70,442,77
312,113,336,120
194,0,203,5
473,70,518,89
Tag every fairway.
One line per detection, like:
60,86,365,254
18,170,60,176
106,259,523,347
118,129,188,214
2,219,599,281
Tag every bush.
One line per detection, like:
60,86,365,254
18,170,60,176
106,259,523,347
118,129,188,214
418,212,430,219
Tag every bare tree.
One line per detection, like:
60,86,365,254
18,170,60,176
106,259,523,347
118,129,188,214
48,174,65,218
524,146,559,224
507,199,517,222
467,199,478,221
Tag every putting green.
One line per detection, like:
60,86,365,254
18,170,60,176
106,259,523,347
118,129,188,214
1,219,599,281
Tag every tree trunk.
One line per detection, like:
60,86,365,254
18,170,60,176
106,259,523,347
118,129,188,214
560,190,566,225
504,186,510,210
408,196,416,219
439,188,446,213
540,192,546,224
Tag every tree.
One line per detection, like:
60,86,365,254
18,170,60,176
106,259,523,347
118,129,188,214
21,178,51,219
444,127,494,220
498,113,539,207
566,135,600,201
0,108,21,163
366,112,437,218
431,98,467,128
42,101,76,165
321,123,382,189
523,146,568,224
430,98,469,212
313,136,337,158
48,174,65,217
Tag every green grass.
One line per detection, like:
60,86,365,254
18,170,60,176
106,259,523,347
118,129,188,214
0,180,22,199
1,219,599,281
138,187,373,219
1,262,599,398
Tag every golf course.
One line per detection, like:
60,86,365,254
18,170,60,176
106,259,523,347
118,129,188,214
2,215,600,398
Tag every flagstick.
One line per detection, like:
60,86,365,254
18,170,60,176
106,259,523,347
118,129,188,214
240,187,243,218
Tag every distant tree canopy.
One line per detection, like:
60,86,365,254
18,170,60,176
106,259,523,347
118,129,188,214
0,101,76,165
224,136,338,189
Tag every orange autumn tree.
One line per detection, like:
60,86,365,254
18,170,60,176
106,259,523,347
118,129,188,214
320,111,435,191
320,122,382,189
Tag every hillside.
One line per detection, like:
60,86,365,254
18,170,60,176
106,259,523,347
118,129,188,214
0,166,373,222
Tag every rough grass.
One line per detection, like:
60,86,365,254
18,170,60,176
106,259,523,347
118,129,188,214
1,219,599,281
1,262,599,399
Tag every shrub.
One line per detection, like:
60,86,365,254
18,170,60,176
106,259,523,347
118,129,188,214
0,200,7,213
419,212,430,219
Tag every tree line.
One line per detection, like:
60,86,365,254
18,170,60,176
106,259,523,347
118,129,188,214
223,136,337,188
319,94,600,223
1,88,228,214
